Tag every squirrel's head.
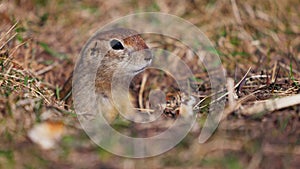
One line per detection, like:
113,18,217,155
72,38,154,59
83,28,152,76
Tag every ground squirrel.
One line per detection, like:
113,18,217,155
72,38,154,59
61,28,152,122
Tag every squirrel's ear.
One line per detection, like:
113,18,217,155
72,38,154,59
80,39,103,67
88,40,101,58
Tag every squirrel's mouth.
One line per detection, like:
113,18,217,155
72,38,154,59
133,65,148,74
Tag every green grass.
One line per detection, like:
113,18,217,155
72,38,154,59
201,154,243,169
39,42,68,60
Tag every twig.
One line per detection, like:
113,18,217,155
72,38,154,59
3,40,28,65
241,94,300,115
279,62,300,75
138,73,148,109
0,33,17,51
236,67,252,90
36,62,58,75
227,78,236,109
221,90,261,121
271,61,277,83
193,67,252,110
0,21,19,49
231,0,242,25
133,108,154,113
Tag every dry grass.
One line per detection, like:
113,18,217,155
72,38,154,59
0,0,299,168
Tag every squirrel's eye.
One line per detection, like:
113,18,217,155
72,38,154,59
110,39,124,50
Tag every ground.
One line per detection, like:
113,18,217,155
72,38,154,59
0,0,299,168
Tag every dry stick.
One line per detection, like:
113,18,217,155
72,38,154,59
231,0,242,25
230,0,253,40
3,40,28,65
36,62,58,75
221,90,261,121
193,67,252,110
279,62,300,75
0,21,19,48
247,74,268,79
227,78,236,110
5,63,13,76
235,67,252,90
133,108,154,113
22,81,51,104
241,94,300,116
0,32,17,51
138,73,148,109
38,81,57,90
283,86,298,94
271,61,277,83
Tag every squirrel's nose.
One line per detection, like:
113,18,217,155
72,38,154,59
144,50,153,61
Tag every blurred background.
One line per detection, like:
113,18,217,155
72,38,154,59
0,0,299,168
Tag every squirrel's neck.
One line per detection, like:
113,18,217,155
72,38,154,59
95,65,134,98
95,64,113,97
